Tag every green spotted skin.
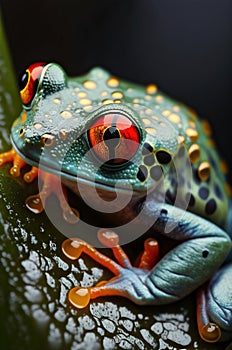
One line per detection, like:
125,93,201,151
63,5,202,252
11,63,230,229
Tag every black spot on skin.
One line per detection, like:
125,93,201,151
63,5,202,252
205,198,217,215
144,154,155,166
186,192,195,206
171,178,177,188
178,175,185,187
150,165,163,181
142,142,153,156
156,150,172,165
198,187,209,200
137,165,148,182
160,208,168,216
214,184,223,200
165,189,175,205
202,250,209,258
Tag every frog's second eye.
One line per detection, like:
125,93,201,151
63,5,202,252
88,113,140,165
19,62,46,106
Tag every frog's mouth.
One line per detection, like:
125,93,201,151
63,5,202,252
11,137,156,198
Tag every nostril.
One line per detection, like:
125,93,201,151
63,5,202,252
19,127,25,138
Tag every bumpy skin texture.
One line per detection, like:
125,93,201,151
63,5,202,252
0,63,232,346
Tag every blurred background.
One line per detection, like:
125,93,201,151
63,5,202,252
1,0,232,181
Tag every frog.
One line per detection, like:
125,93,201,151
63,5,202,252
0,62,232,344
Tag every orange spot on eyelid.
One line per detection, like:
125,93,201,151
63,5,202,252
21,112,27,123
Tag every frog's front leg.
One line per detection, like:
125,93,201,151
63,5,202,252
0,148,79,223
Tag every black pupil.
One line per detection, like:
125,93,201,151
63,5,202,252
19,71,29,91
104,126,120,148
103,126,121,163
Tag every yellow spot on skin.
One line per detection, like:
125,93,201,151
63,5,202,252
83,80,97,90
60,111,72,119
74,87,80,92
168,113,180,124
114,99,121,104
59,129,68,140
145,95,152,100
78,92,87,98
155,95,163,102
83,105,93,111
111,91,123,99
225,183,232,196
146,84,157,95
145,108,152,115
220,160,228,174
133,104,140,108
185,128,199,141
13,119,19,127
107,77,119,88
101,91,108,97
159,122,166,127
142,118,151,126
21,112,27,123
198,161,211,181
173,105,180,112
188,144,201,163
53,98,61,104
152,115,159,121
79,99,92,106
102,99,113,105
162,110,171,117
133,98,139,103
202,120,212,136
145,127,157,136
189,120,196,128
178,135,185,144
34,123,42,130
41,134,55,147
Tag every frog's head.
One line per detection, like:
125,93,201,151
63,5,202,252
12,62,183,203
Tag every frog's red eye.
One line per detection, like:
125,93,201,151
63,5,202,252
19,62,46,106
88,113,140,165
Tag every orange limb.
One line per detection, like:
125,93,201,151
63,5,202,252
0,147,26,177
26,170,80,224
23,166,38,183
197,287,221,343
138,238,159,269
62,229,161,309
0,147,79,224
62,233,122,275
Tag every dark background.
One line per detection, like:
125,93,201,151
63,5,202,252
1,0,232,181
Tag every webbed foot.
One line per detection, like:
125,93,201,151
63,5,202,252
0,147,79,223
62,229,160,308
197,287,221,343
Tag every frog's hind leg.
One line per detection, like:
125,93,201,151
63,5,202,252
197,264,232,343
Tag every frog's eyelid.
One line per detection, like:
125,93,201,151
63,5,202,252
39,63,67,95
23,63,67,111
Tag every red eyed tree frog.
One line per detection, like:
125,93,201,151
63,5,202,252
0,62,231,344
